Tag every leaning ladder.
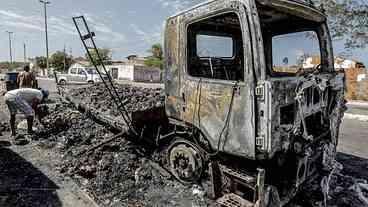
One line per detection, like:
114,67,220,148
72,16,137,136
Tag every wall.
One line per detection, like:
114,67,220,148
133,66,161,82
356,74,368,101
345,67,367,100
106,64,134,80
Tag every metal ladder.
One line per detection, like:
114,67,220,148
72,16,137,136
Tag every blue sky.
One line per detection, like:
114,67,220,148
0,0,367,66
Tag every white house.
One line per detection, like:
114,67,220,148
106,64,135,80
303,56,366,70
106,63,161,82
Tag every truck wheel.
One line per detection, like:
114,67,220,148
88,80,94,84
167,138,204,184
59,80,66,85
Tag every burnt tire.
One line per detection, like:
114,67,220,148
167,138,204,184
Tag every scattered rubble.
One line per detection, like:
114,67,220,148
289,172,368,207
33,95,209,207
10,84,364,207
68,84,165,115
0,122,9,136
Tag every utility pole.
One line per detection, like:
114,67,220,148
6,31,13,69
40,0,50,75
63,44,66,71
24,43,27,64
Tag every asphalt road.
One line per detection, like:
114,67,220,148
346,102,368,116
339,118,368,158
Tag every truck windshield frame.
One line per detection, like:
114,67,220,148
271,30,322,76
256,2,328,77
186,11,245,82
196,34,235,58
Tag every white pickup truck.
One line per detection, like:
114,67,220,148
57,67,108,84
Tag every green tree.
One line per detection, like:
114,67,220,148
85,48,111,66
144,43,164,69
313,0,368,49
35,56,47,70
50,51,73,72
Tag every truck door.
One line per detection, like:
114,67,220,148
181,8,256,159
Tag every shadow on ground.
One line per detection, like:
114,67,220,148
337,152,368,180
289,152,368,207
0,147,62,207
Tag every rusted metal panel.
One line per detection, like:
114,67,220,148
164,0,345,161
165,0,257,159
164,16,182,119
256,0,326,22
263,73,345,158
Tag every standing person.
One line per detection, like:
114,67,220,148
4,88,49,138
17,65,36,88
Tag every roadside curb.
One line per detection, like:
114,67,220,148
347,101,368,107
344,113,368,122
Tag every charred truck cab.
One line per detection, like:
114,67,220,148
164,0,345,206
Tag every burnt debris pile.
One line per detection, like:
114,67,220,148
35,103,114,150
69,84,165,115
34,100,206,206
0,121,10,136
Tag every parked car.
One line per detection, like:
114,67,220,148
56,67,108,85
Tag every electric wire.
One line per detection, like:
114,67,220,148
208,81,239,157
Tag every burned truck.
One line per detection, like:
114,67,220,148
73,0,346,206
163,0,345,206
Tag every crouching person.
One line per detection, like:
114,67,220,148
4,88,49,138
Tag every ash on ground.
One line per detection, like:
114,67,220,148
0,122,9,136
69,84,165,115
35,101,209,207
32,84,368,207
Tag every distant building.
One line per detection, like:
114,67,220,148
105,55,160,82
106,63,160,82
303,56,366,70
303,56,367,100
126,55,145,66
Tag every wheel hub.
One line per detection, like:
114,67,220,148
168,141,203,183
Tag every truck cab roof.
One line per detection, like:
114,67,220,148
169,0,326,23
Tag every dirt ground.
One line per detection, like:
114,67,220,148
0,84,368,207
